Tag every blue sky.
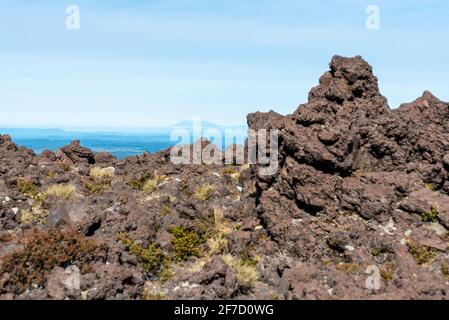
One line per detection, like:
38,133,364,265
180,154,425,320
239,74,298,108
0,0,448,128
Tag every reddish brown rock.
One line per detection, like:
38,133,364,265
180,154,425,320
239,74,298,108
1,55,449,300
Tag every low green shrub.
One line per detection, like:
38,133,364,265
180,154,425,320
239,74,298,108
169,227,202,261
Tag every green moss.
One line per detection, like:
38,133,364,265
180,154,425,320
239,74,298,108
407,241,436,265
425,183,436,191
422,206,439,222
169,227,202,261
118,233,167,276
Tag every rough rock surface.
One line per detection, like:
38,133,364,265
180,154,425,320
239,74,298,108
248,55,449,299
1,55,449,300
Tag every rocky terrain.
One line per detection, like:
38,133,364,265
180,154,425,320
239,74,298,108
1,55,449,300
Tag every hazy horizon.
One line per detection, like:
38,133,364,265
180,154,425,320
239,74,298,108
0,118,248,132
0,119,248,159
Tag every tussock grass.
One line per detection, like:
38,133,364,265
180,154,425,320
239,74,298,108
206,208,234,254
223,254,259,289
193,183,214,201
20,210,35,225
44,184,76,199
90,166,115,181
408,241,436,265
134,173,168,193
84,167,114,195
17,179,39,198
20,206,49,225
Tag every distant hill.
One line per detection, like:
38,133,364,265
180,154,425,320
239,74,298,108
0,120,247,137
0,128,69,138
172,120,222,128
171,120,246,130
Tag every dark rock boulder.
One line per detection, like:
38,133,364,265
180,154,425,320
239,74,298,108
249,55,449,250
56,140,95,165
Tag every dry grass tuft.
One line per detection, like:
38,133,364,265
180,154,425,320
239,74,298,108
223,254,259,289
193,183,214,201
44,184,76,199
407,241,436,265
205,208,235,255
17,179,40,198
135,173,168,193
90,166,115,181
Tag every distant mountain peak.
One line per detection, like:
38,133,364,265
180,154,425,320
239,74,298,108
171,119,222,128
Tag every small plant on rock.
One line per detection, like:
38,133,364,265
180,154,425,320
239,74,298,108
168,227,202,261
90,166,115,181
206,208,235,254
440,261,449,277
421,206,439,222
84,179,110,195
130,173,152,190
44,184,76,199
380,262,397,282
20,206,49,225
336,262,360,273
407,241,436,265
17,179,49,224
222,167,237,175
130,172,167,193
83,167,114,195
142,173,167,193
17,178,40,198
160,205,172,216
193,183,214,201
223,254,259,289
118,233,167,277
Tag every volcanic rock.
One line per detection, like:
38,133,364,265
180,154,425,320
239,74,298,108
1,55,449,300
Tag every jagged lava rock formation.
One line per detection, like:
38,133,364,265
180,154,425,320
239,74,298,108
1,56,449,300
